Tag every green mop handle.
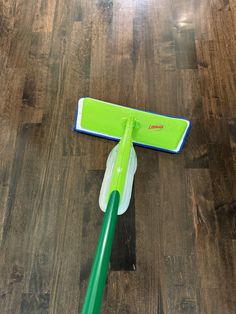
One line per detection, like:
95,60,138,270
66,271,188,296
81,116,135,314
81,191,120,314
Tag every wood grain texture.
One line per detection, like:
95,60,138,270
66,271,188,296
0,0,236,313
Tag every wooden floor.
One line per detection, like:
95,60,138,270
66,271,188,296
0,0,236,313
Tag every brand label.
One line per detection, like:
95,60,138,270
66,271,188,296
148,125,164,129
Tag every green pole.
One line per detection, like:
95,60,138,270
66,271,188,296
81,190,120,314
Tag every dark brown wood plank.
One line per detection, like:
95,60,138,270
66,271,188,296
7,0,37,68
163,255,198,313
174,30,198,69
20,293,50,314
187,169,236,313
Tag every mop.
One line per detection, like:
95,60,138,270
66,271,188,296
74,97,190,313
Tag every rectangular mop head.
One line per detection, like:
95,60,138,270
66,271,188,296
74,97,190,153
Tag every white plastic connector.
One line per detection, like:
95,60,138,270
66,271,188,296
99,144,137,215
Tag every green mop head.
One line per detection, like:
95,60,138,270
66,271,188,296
74,97,190,153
